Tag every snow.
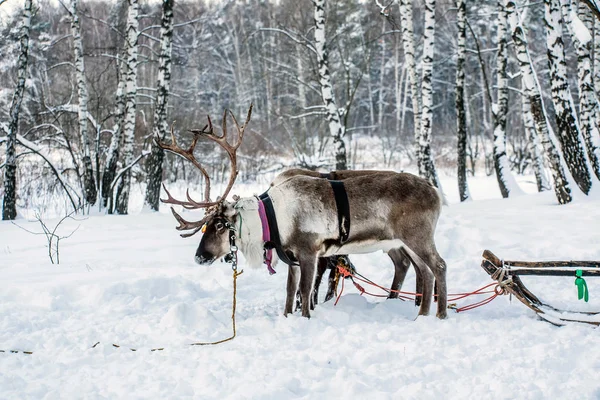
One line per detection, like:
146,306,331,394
2,174,600,399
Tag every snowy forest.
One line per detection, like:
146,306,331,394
2,0,600,219
5,1,600,397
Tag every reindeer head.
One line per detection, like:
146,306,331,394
194,201,238,264
156,105,252,265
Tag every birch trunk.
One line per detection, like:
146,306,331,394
522,94,550,192
594,18,600,95
398,0,421,140
2,0,32,220
313,0,347,170
417,0,440,187
102,76,125,210
115,0,139,214
144,0,174,211
506,0,572,204
70,0,97,206
545,0,592,194
570,3,600,180
456,0,470,201
492,0,518,198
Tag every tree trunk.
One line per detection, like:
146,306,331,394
70,0,97,206
571,3,600,180
492,0,520,198
115,0,140,215
522,95,550,192
417,0,440,187
398,0,421,141
594,17,600,96
545,0,592,194
313,0,347,170
506,0,572,204
144,0,174,211
456,0,470,201
2,0,32,221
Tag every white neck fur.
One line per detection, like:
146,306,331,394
234,197,267,269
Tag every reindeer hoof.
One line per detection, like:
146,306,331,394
436,311,448,320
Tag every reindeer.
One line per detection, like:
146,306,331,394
157,106,448,319
273,168,425,305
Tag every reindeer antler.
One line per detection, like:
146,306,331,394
155,104,253,237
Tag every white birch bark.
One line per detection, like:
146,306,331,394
2,0,32,220
398,0,421,140
594,17,600,95
69,0,96,206
417,0,440,187
492,0,522,198
567,2,600,180
115,0,140,214
102,76,125,209
545,0,592,194
456,0,470,201
313,0,347,170
522,94,550,192
144,0,174,211
506,0,572,204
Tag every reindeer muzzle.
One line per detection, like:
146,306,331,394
195,252,215,265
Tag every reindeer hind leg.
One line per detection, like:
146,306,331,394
285,264,301,316
387,248,411,299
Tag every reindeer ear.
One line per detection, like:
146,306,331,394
222,201,237,217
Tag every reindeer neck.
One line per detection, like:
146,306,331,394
233,197,264,269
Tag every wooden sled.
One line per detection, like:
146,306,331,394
481,250,600,326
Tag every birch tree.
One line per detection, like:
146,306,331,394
313,0,347,170
492,0,520,198
2,0,32,220
68,0,97,206
417,0,440,187
144,0,174,211
506,0,572,204
114,0,140,214
456,0,470,201
522,95,550,192
398,0,421,147
565,2,600,180
545,0,592,194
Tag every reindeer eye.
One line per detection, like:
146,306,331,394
215,221,224,231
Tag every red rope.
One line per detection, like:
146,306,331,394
334,265,503,313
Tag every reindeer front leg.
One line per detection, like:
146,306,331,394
285,264,301,316
298,254,318,318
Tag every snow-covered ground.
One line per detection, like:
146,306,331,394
2,174,600,399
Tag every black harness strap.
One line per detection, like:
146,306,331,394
258,192,297,266
328,180,351,243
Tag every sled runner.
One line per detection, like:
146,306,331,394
481,250,600,326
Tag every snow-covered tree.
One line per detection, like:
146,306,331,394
416,0,440,187
521,95,550,192
313,0,347,170
2,0,32,220
114,0,140,215
144,0,174,211
545,0,592,194
456,0,470,201
492,0,520,198
398,0,421,133
506,0,572,204
566,2,600,180
68,0,96,206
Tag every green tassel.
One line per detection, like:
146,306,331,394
575,270,589,302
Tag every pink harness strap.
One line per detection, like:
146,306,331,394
257,199,276,275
